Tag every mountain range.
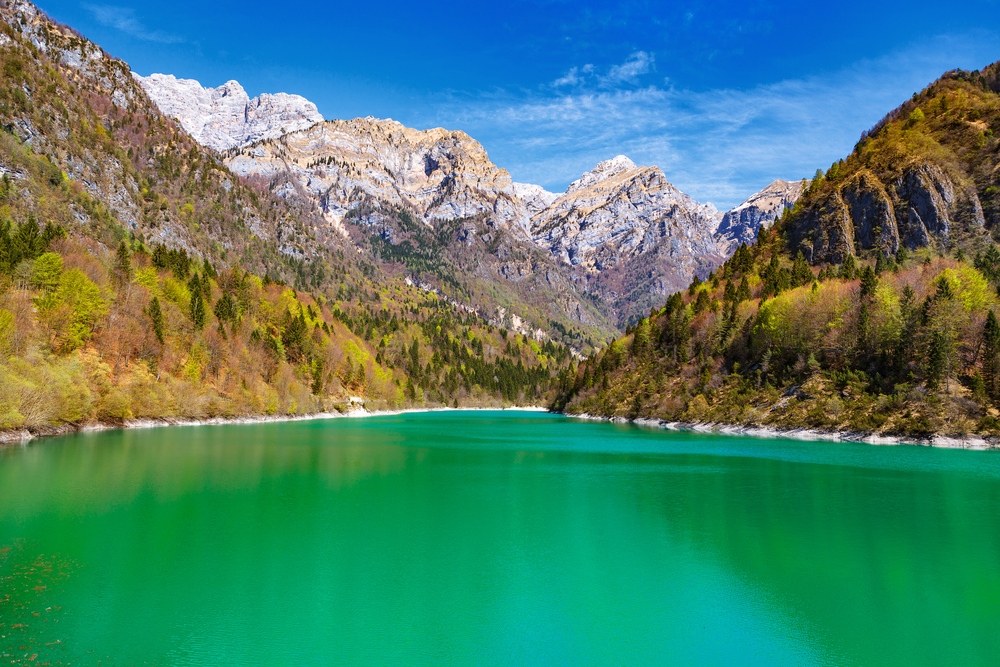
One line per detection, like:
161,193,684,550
3,0,1000,438
137,73,801,326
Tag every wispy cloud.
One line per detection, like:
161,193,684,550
82,4,184,44
553,64,594,87
601,51,653,87
421,35,998,209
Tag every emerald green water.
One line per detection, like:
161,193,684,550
1,412,999,665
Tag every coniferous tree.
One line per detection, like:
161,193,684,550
792,251,813,287
190,290,205,330
148,297,164,345
926,330,947,392
114,240,131,286
860,266,878,298
723,279,736,304
983,310,1000,404
736,277,751,303
840,254,858,280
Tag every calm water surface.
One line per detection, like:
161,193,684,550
1,411,999,665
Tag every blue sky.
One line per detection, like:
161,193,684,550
39,0,1000,209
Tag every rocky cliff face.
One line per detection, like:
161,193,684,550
134,73,324,152
225,117,535,238
221,117,616,337
793,159,987,263
530,156,724,325
786,62,1000,264
714,179,804,255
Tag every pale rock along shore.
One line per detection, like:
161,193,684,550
0,406,549,446
4,409,996,452
567,413,1000,451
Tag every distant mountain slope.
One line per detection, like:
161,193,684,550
531,156,724,326
125,65,816,334
222,117,615,344
714,179,804,255
0,0,350,280
135,73,324,152
226,117,533,238
786,62,1000,263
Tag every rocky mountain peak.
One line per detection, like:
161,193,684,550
225,117,534,238
512,183,559,217
566,155,638,193
134,73,324,152
530,159,724,325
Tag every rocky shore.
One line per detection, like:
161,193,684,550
5,408,997,452
0,406,550,447
566,413,1000,451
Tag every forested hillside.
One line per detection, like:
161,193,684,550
553,224,1000,436
0,1,573,434
552,61,1000,437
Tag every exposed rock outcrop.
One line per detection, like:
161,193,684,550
134,73,324,152
225,117,534,238
714,179,804,255
842,171,899,255
512,182,559,217
531,156,724,325
792,159,987,263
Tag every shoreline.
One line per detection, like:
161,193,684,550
4,406,998,452
0,405,551,446
566,413,1000,451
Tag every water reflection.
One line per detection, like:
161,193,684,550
0,412,998,665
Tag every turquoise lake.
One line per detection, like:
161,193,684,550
1,411,999,665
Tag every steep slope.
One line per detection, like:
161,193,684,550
551,59,1000,440
135,73,324,152
714,179,804,255
531,156,724,326
787,63,1000,263
220,117,616,347
0,0,579,438
0,0,358,282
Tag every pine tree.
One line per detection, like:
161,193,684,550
736,277,751,303
190,290,205,330
114,240,131,286
693,289,710,314
926,329,947,392
792,251,813,287
723,279,736,304
983,310,1000,404
148,297,164,345
874,252,887,276
860,266,878,298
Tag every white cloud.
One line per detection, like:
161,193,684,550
553,67,581,87
422,34,998,209
600,51,653,87
82,4,184,44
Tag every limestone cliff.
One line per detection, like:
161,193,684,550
134,73,324,152
531,156,724,325
226,117,534,238
793,159,988,263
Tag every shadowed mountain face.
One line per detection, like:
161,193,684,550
714,179,804,256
